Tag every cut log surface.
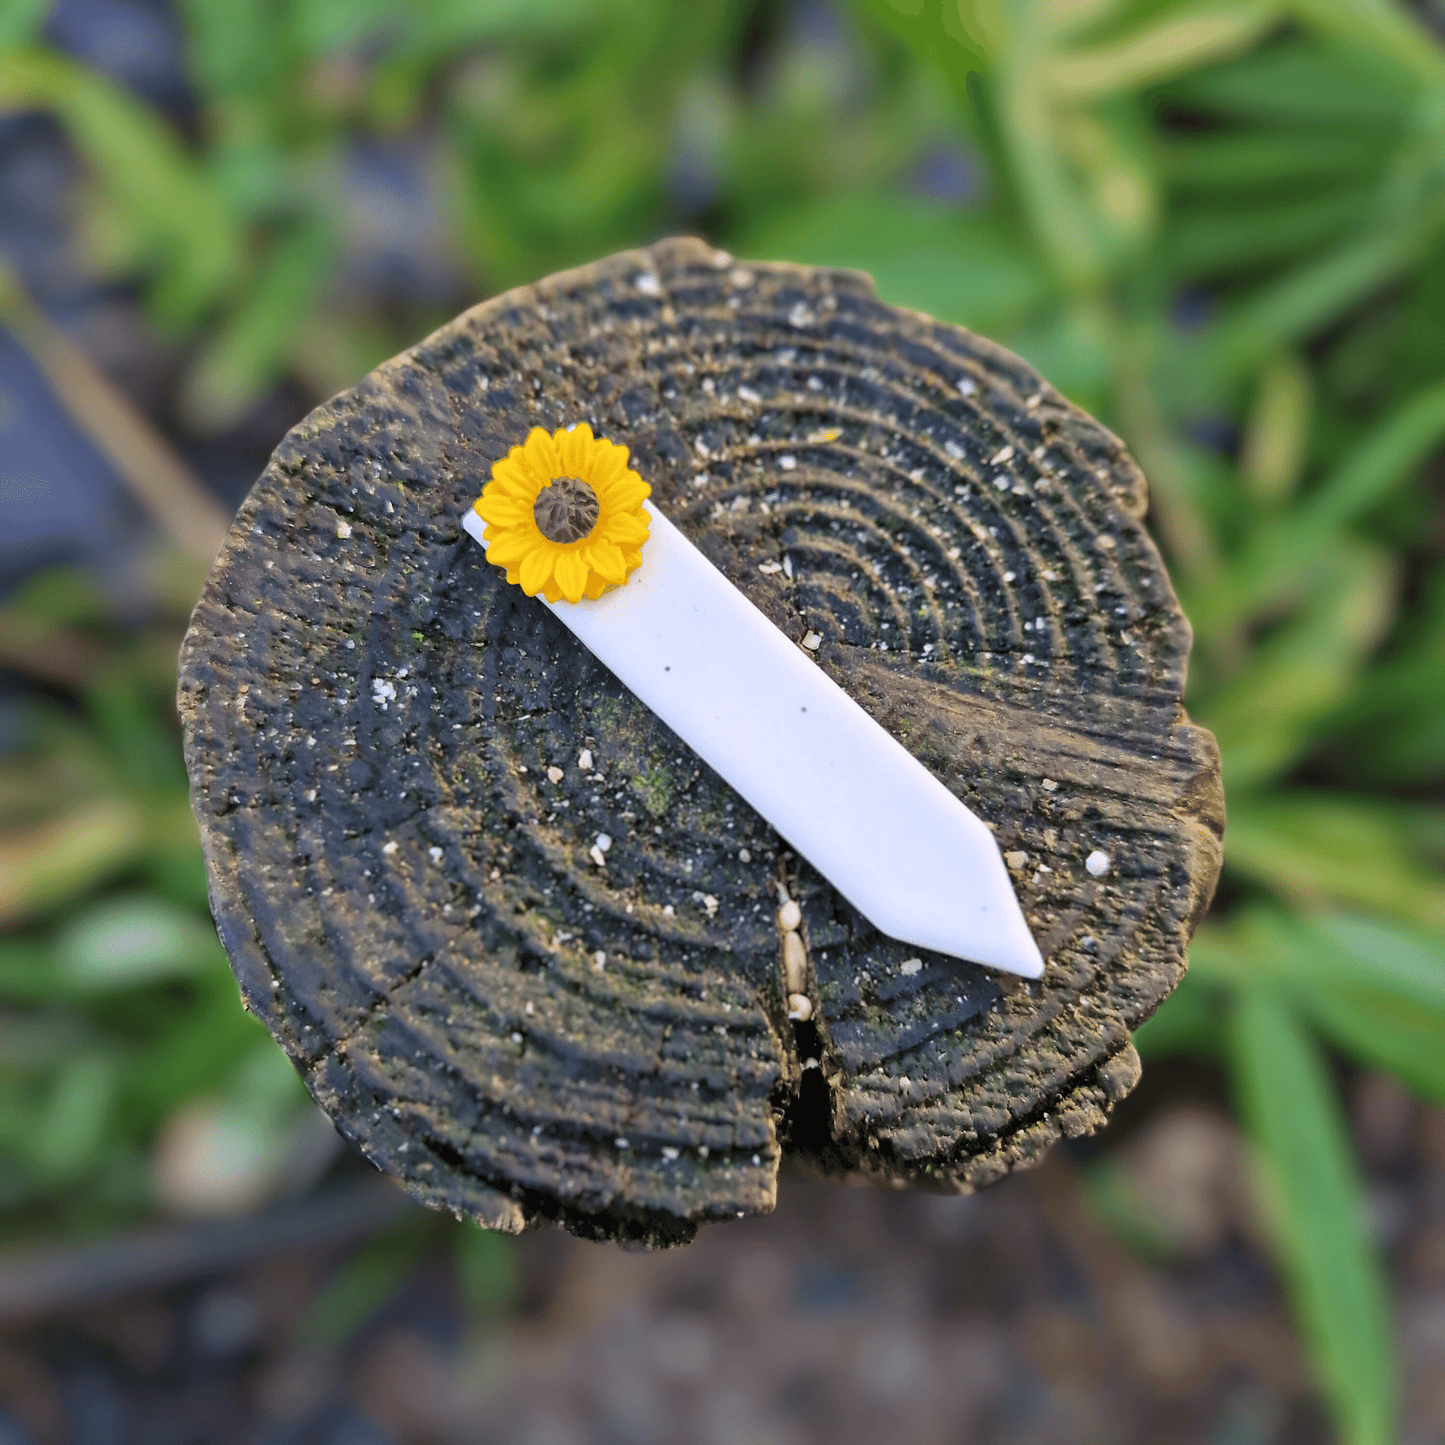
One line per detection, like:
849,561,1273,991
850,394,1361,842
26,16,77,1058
179,238,1224,1247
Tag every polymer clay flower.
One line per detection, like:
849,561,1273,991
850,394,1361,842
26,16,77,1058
474,424,650,603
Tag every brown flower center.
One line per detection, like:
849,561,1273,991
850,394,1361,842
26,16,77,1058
533,476,600,544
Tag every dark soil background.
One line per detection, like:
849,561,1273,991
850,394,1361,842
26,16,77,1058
3,1071,1444,1444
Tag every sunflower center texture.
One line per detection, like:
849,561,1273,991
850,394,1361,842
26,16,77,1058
533,476,600,544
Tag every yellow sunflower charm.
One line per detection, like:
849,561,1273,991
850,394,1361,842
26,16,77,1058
473,425,650,604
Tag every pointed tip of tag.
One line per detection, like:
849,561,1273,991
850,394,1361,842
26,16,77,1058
990,934,1046,981
929,909,1044,981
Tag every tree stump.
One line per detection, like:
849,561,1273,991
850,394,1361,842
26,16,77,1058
179,237,1224,1247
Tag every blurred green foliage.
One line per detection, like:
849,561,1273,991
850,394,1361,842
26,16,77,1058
0,561,313,1235
1,1,1443,1438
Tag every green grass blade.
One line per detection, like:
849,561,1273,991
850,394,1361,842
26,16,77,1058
735,194,1053,333
55,893,228,991
294,1222,436,1348
1190,908,1445,1097
1046,2,1278,102
1229,990,1397,1445
0,0,49,48
1316,914,1445,1011
1164,190,1369,281
32,1053,120,1179
0,47,241,326
180,222,332,430
1225,794,1445,929
1188,378,1445,631
994,12,1110,288
1286,0,1445,87
1201,541,1396,789
1286,377,1445,536
1157,37,1410,124
1329,569,1445,781
851,0,992,76
0,798,149,927
453,1221,520,1319
1239,349,1312,503
1162,128,1390,192
1203,224,1425,382
1304,988,1445,1101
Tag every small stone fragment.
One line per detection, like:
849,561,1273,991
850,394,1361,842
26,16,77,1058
801,631,822,651
1004,850,1028,871
1086,849,1112,877
577,748,593,770
546,766,564,784
900,958,923,977
783,931,807,992
596,833,613,852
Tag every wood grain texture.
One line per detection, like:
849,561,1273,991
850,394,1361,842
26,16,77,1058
179,237,1223,1246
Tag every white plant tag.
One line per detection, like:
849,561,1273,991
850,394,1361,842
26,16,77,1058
463,501,1044,979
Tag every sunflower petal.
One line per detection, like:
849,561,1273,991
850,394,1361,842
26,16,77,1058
557,423,595,476
586,442,628,489
584,538,627,582
488,456,535,494
477,495,535,527
523,427,560,479
599,474,649,512
603,512,650,548
484,527,535,564
552,549,589,602
518,546,554,596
